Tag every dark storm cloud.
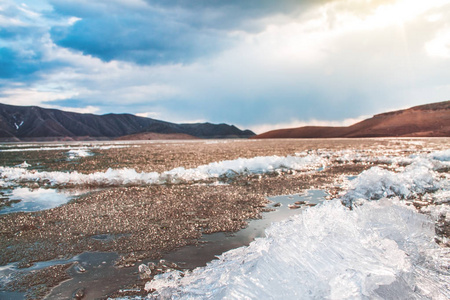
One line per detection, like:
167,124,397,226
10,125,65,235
47,0,316,65
145,0,312,30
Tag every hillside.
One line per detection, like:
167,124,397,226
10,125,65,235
0,103,255,141
253,101,450,139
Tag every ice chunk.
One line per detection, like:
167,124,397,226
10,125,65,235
67,149,92,159
430,149,450,162
342,162,439,206
15,161,31,168
144,199,449,299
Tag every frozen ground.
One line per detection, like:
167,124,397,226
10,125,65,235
0,138,448,299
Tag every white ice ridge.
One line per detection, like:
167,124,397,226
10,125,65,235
144,199,449,299
0,154,326,187
340,152,450,206
342,165,437,205
0,145,134,152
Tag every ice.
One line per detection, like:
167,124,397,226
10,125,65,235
421,204,450,223
339,150,450,207
431,149,450,162
15,161,31,168
135,149,450,300
0,154,325,187
0,145,132,152
341,164,438,206
144,199,449,299
67,149,92,159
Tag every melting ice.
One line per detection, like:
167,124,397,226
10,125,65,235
0,155,325,188
138,151,450,300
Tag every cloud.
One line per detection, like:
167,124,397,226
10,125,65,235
46,0,325,65
0,0,77,81
425,26,450,58
47,0,232,65
1,0,450,132
0,87,78,107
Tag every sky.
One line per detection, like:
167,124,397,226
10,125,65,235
1,0,450,133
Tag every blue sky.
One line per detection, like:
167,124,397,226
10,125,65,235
1,0,450,133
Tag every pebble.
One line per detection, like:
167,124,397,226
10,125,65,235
74,264,86,273
72,287,85,299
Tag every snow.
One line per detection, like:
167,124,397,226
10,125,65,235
13,121,24,130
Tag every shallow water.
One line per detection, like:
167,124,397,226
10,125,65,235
0,188,88,214
42,190,326,299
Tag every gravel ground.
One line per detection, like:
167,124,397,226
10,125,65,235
0,138,448,299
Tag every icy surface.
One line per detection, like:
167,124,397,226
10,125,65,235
0,155,325,188
430,149,450,162
144,199,449,299
138,150,450,300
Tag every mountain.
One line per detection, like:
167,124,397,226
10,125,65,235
0,103,255,141
253,100,450,139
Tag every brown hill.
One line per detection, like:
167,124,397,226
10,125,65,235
253,100,450,139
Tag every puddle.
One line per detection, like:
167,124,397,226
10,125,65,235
0,291,24,300
0,188,90,215
3,190,327,299
163,190,327,269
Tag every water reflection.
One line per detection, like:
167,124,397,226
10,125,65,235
0,188,85,214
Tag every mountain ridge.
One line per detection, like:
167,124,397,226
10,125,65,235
253,100,450,139
0,103,255,141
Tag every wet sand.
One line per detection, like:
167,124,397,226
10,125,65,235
0,138,448,299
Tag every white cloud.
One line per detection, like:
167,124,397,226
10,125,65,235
425,27,450,58
0,88,78,107
2,0,450,130
135,112,161,118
